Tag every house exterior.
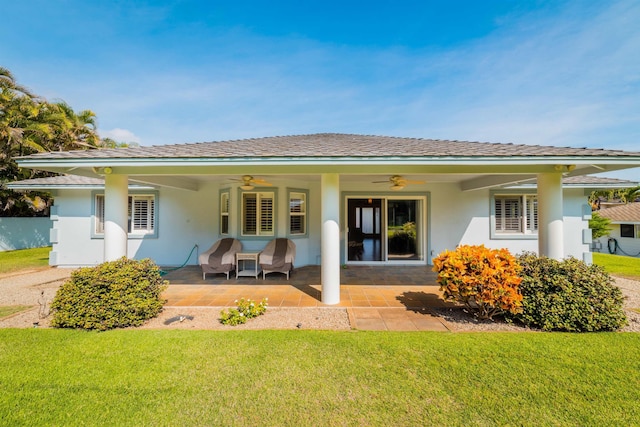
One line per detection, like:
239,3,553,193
595,202,640,257
12,133,640,304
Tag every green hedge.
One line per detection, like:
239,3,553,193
513,254,627,332
51,258,167,331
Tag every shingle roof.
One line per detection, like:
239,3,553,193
18,133,640,160
561,176,638,185
597,203,640,222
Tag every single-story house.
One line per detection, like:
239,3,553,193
595,202,640,257
12,133,640,304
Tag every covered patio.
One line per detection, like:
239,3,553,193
162,265,457,331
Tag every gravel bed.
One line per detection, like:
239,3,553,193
1,269,639,332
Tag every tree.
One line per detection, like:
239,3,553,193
1,67,100,216
589,211,612,240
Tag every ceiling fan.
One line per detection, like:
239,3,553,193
232,175,273,190
373,175,425,191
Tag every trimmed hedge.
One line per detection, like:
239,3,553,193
51,258,167,331
514,254,627,332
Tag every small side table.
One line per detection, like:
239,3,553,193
236,252,261,279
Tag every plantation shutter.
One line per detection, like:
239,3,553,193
132,196,154,232
243,193,258,235
220,192,230,235
259,194,273,234
526,196,538,232
495,197,521,232
95,195,105,233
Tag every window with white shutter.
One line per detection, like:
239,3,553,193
494,194,538,236
289,191,306,235
242,192,274,236
94,193,157,237
220,191,230,235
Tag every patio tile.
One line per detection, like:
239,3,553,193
162,265,452,330
383,319,419,331
353,318,388,331
351,308,383,319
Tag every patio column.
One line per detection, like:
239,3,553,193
104,173,129,261
321,173,340,305
537,172,563,260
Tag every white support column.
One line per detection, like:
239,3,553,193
537,172,564,260
321,173,341,305
104,173,129,261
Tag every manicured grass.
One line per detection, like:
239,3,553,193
1,330,639,426
0,305,32,318
0,246,51,275
593,252,640,280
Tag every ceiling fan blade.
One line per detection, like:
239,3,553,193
251,178,273,186
404,180,426,184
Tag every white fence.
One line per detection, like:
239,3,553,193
0,217,51,252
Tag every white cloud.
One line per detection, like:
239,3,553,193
100,128,142,144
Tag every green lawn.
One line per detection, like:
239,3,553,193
593,252,640,280
0,246,51,275
1,330,638,426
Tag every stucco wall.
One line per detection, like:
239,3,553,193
596,225,640,257
0,217,51,251
48,180,591,267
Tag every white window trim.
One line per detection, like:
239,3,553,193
92,191,159,239
491,192,538,240
239,190,276,238
287,189,308,237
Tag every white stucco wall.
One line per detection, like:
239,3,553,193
0,217,51,251
48,180,591,267
596,224,640,257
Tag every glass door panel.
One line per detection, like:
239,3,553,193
387,199,422,261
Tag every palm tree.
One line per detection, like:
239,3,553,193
1,67,100,215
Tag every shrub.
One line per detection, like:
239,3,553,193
432,245,523,320
513,253,627,332
51,257,168,331
220,298,268,326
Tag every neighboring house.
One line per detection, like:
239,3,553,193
11,133,640,304
595,203,640,257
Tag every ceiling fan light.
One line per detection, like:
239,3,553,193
241,184,254,190
390,184,404,191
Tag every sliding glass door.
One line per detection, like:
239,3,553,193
347,196,425,263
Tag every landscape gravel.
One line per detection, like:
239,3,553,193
1,268,639,332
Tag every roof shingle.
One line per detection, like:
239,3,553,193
18,133,640,160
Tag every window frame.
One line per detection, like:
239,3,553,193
620,223,640,239
491,191,538,240
91,190,159,239
287,188,308,238
219,189,230,236
238,189,277,238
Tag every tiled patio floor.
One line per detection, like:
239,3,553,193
162,265,457,331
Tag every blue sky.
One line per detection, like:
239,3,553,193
1,0,639,179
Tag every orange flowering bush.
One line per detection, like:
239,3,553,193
432,245,523,320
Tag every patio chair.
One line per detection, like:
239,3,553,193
259,238,296,280
199,238,242,280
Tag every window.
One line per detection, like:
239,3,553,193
289,191,307,235
94,193,156,237
242,192,274,236
494,194,538,235
620,224,640,238
220,191,230,235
